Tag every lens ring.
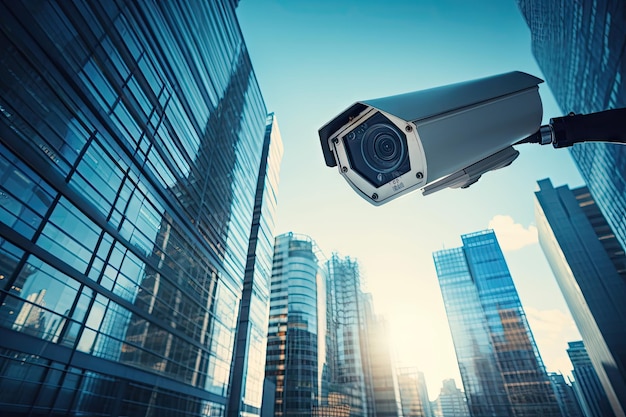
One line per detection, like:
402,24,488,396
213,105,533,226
360,123,406,173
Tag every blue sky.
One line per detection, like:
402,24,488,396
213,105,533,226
237,0,584,398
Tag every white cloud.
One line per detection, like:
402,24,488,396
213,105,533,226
488,215,538,251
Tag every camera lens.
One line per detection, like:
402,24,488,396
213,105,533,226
362,124,405,173
342,111,410,188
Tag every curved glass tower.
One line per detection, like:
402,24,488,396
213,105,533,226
264,233,326,417
0,1,271,416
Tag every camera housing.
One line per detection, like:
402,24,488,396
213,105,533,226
319,71,544,205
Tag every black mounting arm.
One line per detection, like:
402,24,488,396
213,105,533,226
519,108,626,148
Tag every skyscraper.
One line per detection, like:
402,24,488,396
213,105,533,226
516,0,626,256
324,254,369,416
397,368,433,417
431,379,470,417
535,179,626,416
228,113,284,417
360,295,403,417
433,230,561,417
548,372,584,417
0,1,275,416
264,232,326,417
567,341,615,417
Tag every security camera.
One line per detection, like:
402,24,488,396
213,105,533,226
318,71,544,205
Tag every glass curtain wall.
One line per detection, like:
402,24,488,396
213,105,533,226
0,1,268,416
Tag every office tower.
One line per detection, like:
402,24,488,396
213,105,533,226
360,294,403,417
398,368,433,417
416,371,435,417
264,233,326,417
567,341,615,417
313,393,351,417
548,372,584,417
0,1,273,416
535,179,626,416
431,379,470,417
228,113,284,417
433,230,561,417
324,254,369,417
516,0,626,256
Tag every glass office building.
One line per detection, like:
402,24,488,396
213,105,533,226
324,254,368,417
516,0,626,254
397,368,433,417
433,230,561,417
264,233,326,417
431,379,470,417
228,114,283,417
567,341,615,417
0,1,273,416
547,372,583,417
359,296,403,417
535,179,626,416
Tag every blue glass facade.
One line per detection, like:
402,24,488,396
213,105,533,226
567,341,615,417
264,233,326,417
228,114,283,417
433,230,561,417
516,0,626,258
0,1,270,416
534,179,626,416
431,379,470,417
548,372,584,417
324,254,368,417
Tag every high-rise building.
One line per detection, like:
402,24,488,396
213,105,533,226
431,379,470,417
416,371,435,417
0,1,275,416
433,230,561,417
534,179,626,416
360,294,403,417
263,233,326,417
324,254,369,417
516,0,626,260
548,372,584,417
567,341,615,417
228,113,283,417
397,368,433,417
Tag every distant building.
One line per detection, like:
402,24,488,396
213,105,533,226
548,372,584,417
264,233,326,417
431,379,470,417
433,230,561,417
313,393,351,417
398,368,433,417
324,254,369,416
516,0,626,292
567,341,615,417
360,294,403,417
535,179,626,416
